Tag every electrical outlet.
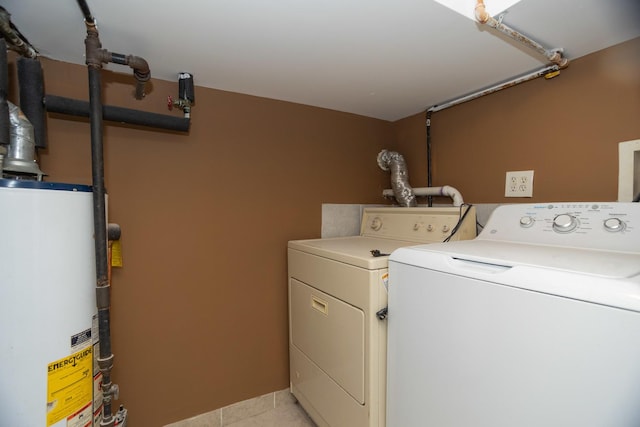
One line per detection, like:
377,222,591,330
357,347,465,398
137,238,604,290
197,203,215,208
505,170,534,197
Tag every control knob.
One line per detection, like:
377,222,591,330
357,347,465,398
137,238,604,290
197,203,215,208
370,217,383,231
552,214,579,233
603,218,625,232
519,216,535,228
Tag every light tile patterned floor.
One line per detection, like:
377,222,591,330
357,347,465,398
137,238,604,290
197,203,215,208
226,400,316,427
164,389,316,427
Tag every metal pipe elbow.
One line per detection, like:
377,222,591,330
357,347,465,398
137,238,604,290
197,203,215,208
127,55,150,100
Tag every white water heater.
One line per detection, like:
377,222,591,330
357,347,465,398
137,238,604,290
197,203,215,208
0,180,101,426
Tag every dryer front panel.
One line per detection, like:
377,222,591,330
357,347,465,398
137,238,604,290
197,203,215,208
290,278,365,404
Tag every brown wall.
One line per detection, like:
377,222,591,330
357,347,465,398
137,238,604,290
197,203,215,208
8,55,395,425
395,37,640,205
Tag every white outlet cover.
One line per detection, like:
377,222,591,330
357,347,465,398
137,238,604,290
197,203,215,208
505,170,534,197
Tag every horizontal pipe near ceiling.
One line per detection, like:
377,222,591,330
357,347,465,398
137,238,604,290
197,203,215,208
428,64,559,113
45,95,190,132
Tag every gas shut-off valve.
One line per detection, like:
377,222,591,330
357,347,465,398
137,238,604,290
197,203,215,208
168,72,195,118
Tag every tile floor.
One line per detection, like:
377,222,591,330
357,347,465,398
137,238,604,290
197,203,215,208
226,400,316,427
164,389,316,427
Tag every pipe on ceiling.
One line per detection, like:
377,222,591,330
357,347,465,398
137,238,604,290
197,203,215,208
428,64,559,113
0,7,37,59
475,0,569,69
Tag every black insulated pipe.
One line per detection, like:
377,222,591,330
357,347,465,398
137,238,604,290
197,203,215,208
18,57,47,148
45,95,190,132
0,39,10,145
76,0,95,24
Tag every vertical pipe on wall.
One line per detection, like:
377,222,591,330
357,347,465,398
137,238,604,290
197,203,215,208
0,39,9,146
426,110,433,207
84,17,116,427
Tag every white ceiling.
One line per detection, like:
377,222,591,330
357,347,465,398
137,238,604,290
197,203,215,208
3,0,640,121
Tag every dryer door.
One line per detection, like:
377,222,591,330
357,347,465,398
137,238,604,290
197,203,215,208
290,278,365,403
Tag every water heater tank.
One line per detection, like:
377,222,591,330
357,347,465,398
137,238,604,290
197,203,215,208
0,180,100,426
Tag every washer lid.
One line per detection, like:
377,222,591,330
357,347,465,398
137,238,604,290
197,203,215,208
392,240,640,279
390,240,640,312
289,236,419,270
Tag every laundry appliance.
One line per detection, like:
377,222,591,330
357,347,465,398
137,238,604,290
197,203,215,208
387,202,640,427
288,205,476,427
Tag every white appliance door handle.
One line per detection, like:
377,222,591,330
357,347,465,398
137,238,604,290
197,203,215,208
450,257,512,274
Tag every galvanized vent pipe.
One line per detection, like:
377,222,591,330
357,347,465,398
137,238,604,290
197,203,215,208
3,101,44,179
378,149,417,207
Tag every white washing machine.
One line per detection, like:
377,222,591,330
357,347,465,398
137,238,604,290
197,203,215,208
387,202,640,427
288,206,477,427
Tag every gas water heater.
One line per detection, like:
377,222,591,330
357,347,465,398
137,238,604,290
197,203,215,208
0,180,103,426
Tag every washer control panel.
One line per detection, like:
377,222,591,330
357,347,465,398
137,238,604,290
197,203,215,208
361,206,477,243
482,202,640,252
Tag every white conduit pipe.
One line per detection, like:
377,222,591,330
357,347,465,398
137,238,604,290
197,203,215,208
475,0,569,69
383,185,465,206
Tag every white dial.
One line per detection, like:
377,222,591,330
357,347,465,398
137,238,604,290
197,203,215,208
370,217,383,231
553,214,579,233
519,216,534,228
603,218,625,232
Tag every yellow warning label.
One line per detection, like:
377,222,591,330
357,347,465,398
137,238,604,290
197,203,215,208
47,346,93,426
111,239,123,267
